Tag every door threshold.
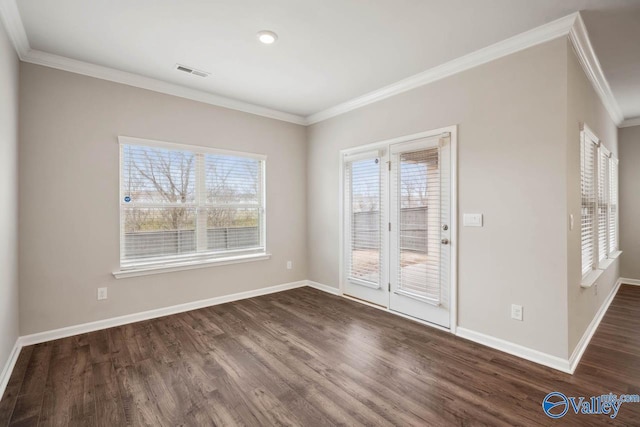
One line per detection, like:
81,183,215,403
343,293,387,308
342,293,452,333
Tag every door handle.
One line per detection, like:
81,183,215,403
441,238,449,245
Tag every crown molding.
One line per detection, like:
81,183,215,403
307,12,579,125
620,117,640,128
21,49,307,125
0,1,632,128
0,0,306,125
0,0,28,59
568,12,624,126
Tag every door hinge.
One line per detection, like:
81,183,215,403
387,161,391,171
388,222,391,232
388,283,391,292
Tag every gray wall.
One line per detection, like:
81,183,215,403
0,21,20,374
565,40,620,356
307,38,570,357
619,125,640,280
19,63,308,335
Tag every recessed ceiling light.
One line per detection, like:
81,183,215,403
257,30,278,45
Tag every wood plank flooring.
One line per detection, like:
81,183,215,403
2,285,640,426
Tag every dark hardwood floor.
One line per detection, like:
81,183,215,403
1,285,640,426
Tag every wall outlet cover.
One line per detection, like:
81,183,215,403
511,304,523,321
463,213,483,227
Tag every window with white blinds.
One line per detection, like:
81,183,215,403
580,130,597,277
597,147,609,264
396,147,441,302
344,152,383,286
119,137,265,268
608,158,619,254
580,125,619,280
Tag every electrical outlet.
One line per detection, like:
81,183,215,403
511,304,523,321
97,287,108,300
287,261,293,270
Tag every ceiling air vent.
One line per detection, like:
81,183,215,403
175,64,210,77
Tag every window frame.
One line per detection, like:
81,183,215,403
115,136,268,277
580,124,620,288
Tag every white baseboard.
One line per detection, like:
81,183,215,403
568,278,623,372
619,277,640,286
456,327,572,373
19,280,307,346
6,275,631,391
306,280,343,296
0,339,22,400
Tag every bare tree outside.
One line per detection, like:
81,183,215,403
121,145,263,262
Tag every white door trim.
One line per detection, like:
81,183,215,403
338,125,458,332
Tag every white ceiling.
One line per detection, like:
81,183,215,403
9,0,640,120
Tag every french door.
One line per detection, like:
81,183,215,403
343,131,453,328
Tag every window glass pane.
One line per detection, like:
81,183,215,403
609,159,618,253
122,145,195,205
597,150,608,262
398,148,439,300
206,207,261,251
120,141,265,267
348,158,381,284
580,136,596,276
205,155,261,205
123,207,196,260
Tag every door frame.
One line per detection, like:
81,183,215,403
338,125,458,333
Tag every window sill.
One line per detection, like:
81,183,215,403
597,251,623,271
113,252,271,279
608,250,622,260
581,269,603,288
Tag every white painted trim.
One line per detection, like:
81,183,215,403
307,13,578,124
21,49,307,125
342,294,451,333
1,1,632,128
449,126,458,334
620,117,640,128
19,280,306,346
581,269,604,288
0,339,21,400
568,13,624,126
0,1,305,125
0,0,305,124
619,277,640,286
456,327,572,374
0,0,28,60
6,277,631,387
118,136,268,161
568,278,622,373
306,280,343,296
338,126,458,331
113,253,272,279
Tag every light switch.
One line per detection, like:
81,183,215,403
463,213,483,227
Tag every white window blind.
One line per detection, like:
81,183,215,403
608,157,619,254
344,153,382,286
395,147,441,302
580,130,597,277
580,125,619,280
597,147,610,263
120,138,265,268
